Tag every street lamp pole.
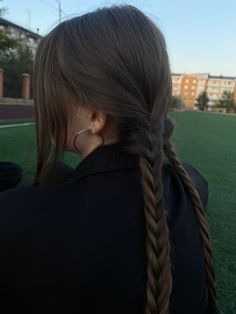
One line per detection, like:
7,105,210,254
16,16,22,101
55,0,62,23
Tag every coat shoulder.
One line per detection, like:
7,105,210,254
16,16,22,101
0,180,87,230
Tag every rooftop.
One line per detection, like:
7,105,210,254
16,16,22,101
209,75,236,80
0,17,42,39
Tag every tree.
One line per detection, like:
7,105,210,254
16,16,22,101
196,91,209,111
0,30,19,53
0,1,19,52
0,45,33,97
0,0,7,17
0,1,33,98
171,96,183,110
215,91,235,113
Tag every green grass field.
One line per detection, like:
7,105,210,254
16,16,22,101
0,111,235,313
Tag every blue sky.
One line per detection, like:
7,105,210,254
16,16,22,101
3,0,236,76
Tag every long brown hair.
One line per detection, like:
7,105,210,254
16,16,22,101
32,5,217,313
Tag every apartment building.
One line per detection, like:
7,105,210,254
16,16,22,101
180,75,198,109
196,74,209,99
172,73,182,97
172,73,236,109
207,76,236,106
0,18,42,55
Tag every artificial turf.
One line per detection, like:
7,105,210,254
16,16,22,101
0,111,235,313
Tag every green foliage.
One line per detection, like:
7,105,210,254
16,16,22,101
0,0,34,98
0,1,19,52
0,29,19,52
215,91,235,113
0,0,7,17
196,91,209,111
171,95,183,110
0,44,33,97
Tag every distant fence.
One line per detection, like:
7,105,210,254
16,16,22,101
0,103,34,120
0,68,34,120
0,69,31,99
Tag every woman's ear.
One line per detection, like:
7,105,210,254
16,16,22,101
89,110,107,134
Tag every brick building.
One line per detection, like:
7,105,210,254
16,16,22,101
172,73,236,109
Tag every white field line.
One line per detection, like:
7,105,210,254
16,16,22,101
0,122,35,129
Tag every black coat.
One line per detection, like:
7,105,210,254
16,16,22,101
0,143,212,314
0,162,22,192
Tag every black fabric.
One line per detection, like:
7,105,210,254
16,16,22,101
0,162,22,192
0,143,214,314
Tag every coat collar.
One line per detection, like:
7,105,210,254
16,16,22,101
72,142,140,179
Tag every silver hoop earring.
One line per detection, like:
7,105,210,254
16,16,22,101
73,128,105,154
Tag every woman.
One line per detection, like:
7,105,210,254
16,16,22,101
0,5,218,314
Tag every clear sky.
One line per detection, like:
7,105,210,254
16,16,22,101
2,0,236,76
